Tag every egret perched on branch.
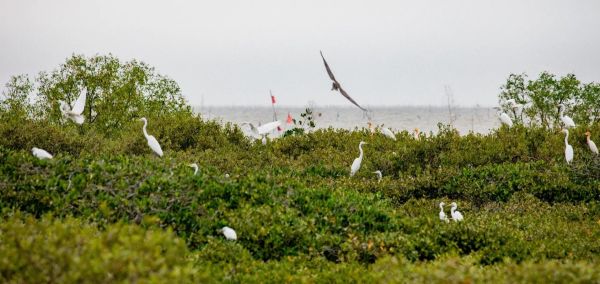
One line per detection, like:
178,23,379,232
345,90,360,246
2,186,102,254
380,127,396,140
450,202,463,222
439,202,449,223
350,141,367,177
219,226,237,241
585,131,599,155
32,147,53,160
189,163,199,175
562,129,574,164
498,111,513,127
559,104,576,128
59,91,86,124
506,99,523,110
140,117,163,157
372,170,382,182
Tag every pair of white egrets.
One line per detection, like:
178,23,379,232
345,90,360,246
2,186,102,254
32,117,163,160
439,202,463,223
562,129,598,165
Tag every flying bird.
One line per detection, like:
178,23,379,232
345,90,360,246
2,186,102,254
32,147,53,160
59,91,86,124
320,51,367,112
140,117,163,157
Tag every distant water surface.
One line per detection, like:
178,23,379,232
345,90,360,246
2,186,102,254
193,106,501,135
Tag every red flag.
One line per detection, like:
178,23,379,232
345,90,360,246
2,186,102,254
286,113,293,124
271,95,276,104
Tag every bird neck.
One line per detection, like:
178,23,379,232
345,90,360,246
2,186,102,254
564,131,569,145
142,120,149,138
358,144,364,159
439,204,444,211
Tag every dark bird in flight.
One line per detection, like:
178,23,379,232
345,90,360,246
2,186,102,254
320,51,367,112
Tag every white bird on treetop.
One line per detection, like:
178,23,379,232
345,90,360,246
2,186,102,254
372,170,382,182
140,117,163,157
189,163,199,175
562,129,574,164
450,202,464,222
219,226,237,241
498,111,513,127
585,131,599,155
380,127,396,140
59,91,86,124
559,104,576,128
350,141,367,177
439,202,449,223
32,147,53,160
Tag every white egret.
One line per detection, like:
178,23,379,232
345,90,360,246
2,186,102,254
59,91,86,124
219,226,237,241
585,131,599,155
559,104,576,128
562,129,574,164
380,127,396,140
439,202,449,223
189,163,199,175
350,141,367,177
498,111,513,127
506,99,523,110
140,117,163,157
372,170,382,182
31,147,53,160
450,202,464,222
261,136,267,145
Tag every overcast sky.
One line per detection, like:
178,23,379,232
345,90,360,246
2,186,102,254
1,0,599,107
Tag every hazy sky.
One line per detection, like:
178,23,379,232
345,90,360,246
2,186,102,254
1,0,599,107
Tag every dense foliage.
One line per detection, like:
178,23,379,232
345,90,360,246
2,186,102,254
1,58,599,282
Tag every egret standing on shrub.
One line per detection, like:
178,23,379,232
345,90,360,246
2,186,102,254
219,226,237,241
498,111,513,127
381,127,396,140
559,104,576,128
450,202,464,222
140,117,163,157
372,170,382,182
189,163,199,175
350,141,367,177
59,91,86,124
562,129,574,164
32,147,53,160
585,131,598,155
439,202,449,223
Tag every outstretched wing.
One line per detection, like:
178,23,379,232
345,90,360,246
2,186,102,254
71,91,86,115
338,87,367,111
320,51,337,82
